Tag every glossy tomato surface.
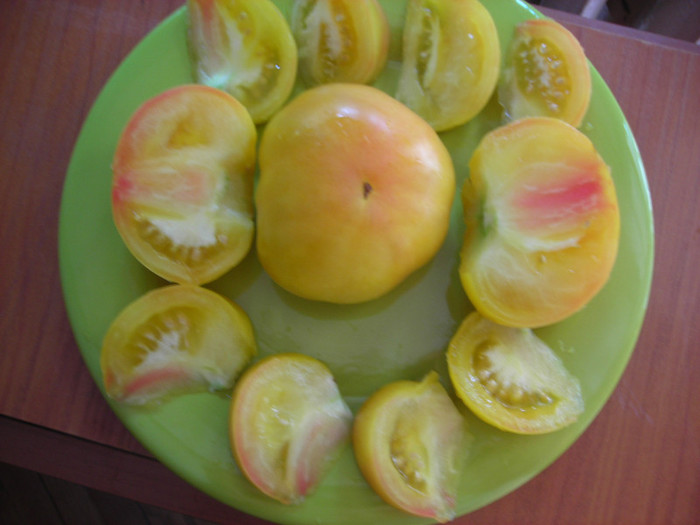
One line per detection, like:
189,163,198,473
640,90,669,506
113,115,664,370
256,83,455,304
111,84,257,285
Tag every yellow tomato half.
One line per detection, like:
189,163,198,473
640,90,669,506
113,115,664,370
499,19,592,127
353,372,469,522
230,353,352,504
396,0,501,131
460,117,620,328
187,0,298,124
101,285,256,405
112,85,257,285
447,312,584,434
291,0,390,86
256,83,455,304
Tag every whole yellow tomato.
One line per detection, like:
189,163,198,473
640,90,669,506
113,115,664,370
256,83,455,304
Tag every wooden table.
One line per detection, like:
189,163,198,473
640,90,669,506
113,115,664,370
1,2,698,524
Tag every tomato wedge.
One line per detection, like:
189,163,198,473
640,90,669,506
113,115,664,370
187,0,298,124
499,18,592,127
396,0,500,131
447,312,584,434
112,84,257,285
353,372,468,522
291,0,390,86
230,353,352,504
101,285,256,405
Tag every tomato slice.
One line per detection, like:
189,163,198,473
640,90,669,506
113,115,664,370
111,84,257,285
290,0,389,86
187,0,298,124
460,117,620,328
499,19,592,127
100,285,256,405
230,353,352,504
396,0,500,132
353,372,468,522
447,312,584,434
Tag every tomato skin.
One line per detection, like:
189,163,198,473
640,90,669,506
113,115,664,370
460,117,619,328
290,0,389,86
187,0,298,124
255,83,455,304
396,0,501,131
447,312,584,434
353,372,468,522
100,284,256,405
229,353,352,504
111,84,257,285
499,19,591,127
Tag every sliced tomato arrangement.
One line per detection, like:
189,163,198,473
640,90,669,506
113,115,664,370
353,372,469,522
101,285,256,405
447,312,583,434
396,0,500,131
291,0,389,86
460,117,620,328
499,18,592,127
111,84,257,285
230,353,352,504
187,0,298,124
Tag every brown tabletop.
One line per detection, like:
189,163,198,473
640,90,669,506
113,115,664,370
1,2,698,524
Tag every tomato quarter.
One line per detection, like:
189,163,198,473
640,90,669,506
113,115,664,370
396,0,500,131
353,372,469,522
447,312,584,434
499,19,591,127
187,0,298,124
291,0,390,86
101,284,256,405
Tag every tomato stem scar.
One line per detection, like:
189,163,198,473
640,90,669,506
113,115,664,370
363,181,373,199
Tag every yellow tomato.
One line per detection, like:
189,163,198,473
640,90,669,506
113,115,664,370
256,83,455,304
353,372,469,522
460,117,620,328
291,0,390,86
447,312,584,434
230,353,352,504
101,285,256,405
187,0,298,124
111,84,257,285
499,19,592,127
396,0,500,131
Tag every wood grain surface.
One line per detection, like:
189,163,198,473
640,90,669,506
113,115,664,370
1,2,698,524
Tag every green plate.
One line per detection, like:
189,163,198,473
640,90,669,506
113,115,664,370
59,1,654,523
